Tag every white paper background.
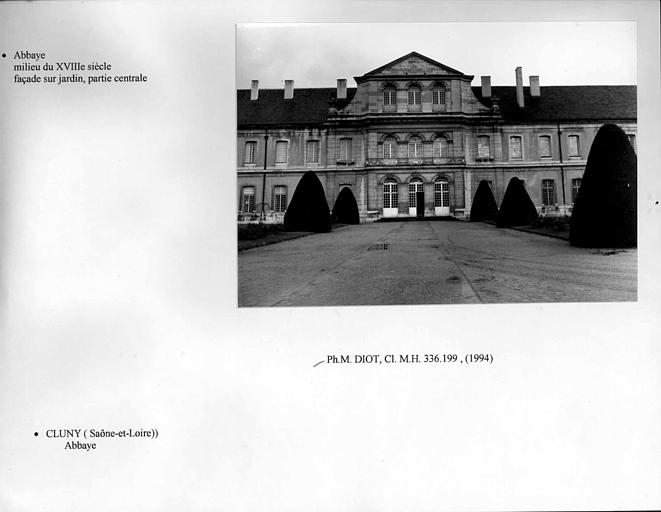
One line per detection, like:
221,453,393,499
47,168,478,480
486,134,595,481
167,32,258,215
0,1,660,511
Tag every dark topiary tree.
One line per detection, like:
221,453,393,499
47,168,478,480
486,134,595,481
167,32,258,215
470,180,498,222
569,123,637,248
332,187,360,225
283,171,332,232
497,177,538,227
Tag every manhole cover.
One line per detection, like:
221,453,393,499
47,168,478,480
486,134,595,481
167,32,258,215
368,243,390,251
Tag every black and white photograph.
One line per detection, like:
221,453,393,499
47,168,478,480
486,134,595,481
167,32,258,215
1,1,660,511
237,22,638,306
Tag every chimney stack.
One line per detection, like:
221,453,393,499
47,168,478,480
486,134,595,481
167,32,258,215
250,80,259,101
529,75,540,97
284,80,294,99
480,76,491,98
515,67,524,108
337,78,347,99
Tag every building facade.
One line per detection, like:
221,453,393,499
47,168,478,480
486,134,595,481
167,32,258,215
237,52,636,222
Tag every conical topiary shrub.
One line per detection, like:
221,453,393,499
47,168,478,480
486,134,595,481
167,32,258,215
283,171,332,232
497,177,538,227
470,180,498,222
569,124,637,248
332,187,360,225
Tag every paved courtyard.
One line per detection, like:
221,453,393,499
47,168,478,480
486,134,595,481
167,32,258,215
238,221,637,307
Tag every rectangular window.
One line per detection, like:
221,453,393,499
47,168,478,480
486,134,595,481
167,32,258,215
627,134,636,152
338,138,353,161
274,186,287,212
509,136,523,159
306,140,319,164
477,135,490,159
542,179,556,206
568,135,580,157
242,186,256,212
539,135,551,158
275,141,288,164
244,141,257,164
571,178,582,203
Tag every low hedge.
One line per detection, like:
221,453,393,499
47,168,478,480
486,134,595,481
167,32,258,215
238,223,287,240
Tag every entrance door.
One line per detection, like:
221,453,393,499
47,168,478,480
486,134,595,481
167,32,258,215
408,179,424,217
416,191,425,217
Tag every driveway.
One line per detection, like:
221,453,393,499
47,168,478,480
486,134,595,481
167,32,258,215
238,220,637,307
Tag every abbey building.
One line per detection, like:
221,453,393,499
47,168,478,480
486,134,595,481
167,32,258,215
237,52,636,221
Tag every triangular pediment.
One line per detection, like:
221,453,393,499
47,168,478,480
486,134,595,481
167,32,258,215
360,52,465,79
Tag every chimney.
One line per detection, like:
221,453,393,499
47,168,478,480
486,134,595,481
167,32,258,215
529,75,540,97
250,80,259,101
515,66,524,108
284,80,294,99
480,76,491,98
337,78,347,100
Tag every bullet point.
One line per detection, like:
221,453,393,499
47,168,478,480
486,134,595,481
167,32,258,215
1,54,6,58
34,432,38,436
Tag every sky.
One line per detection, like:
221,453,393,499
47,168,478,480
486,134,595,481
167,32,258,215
237,21,636,89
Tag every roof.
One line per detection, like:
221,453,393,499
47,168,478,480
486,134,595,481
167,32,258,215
358,51,465,79
472,85,637,121
237,88,357,127
237,85,636,127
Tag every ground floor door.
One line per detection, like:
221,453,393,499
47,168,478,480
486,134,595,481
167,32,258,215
408,179,424,217
416,191,425,217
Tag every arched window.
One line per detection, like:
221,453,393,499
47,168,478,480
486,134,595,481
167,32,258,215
434,179,449,208
383,85,397,108
407,84,421,110
434,137,449,158
383,137,397,159
408,178,423,208
383,179,399,216
432,84,447,106
408,137,423,158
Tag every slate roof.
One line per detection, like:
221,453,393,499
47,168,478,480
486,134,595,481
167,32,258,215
472,85,637,122
237,85,636,127
237,88,357,127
